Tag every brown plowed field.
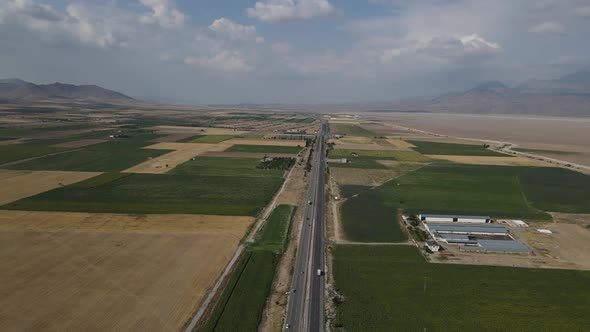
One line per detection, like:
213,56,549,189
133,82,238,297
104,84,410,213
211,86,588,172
0,211,252,332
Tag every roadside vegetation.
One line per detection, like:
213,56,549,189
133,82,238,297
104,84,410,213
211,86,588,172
332,245,590,331
201,205,296,332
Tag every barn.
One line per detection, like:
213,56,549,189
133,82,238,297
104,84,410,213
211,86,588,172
419,214,491,224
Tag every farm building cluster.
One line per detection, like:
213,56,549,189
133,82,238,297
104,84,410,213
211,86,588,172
419,214,532,254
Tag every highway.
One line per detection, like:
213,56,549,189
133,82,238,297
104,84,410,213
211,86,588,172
284,122,327,331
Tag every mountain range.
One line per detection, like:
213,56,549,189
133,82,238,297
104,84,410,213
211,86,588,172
0,79,135,104
381,70,590,116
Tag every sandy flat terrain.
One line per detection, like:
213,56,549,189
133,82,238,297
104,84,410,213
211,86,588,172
123,142,229,174
0,211,252,332
51,139,109,148
150,125,244,135
426,155,549,166
377,113,590,166
225,138,306,147
0,170,101,205
331,168,399,187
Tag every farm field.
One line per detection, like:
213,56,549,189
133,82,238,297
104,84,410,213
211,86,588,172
171,156,283,178
0,143,68,164
122,142,229,174
330,123,377,137
330,149,430,162
332,245,590,331
383,164,549,219
184,135,235,143
426,154,546,166
0,210,252,332
340,188,407,242
409,140,507,156
226,144,302,154
6,133,168,172
0,170,101,205
328,157,388,169
330,168,399,186
201,205,296,331
2,172,283,216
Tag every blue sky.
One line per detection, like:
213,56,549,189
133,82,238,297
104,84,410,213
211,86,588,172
1,0,589,104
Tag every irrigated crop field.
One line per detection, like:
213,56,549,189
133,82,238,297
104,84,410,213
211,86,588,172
3,172,283,216
0,211,252,332
226,144,302,154
332,245,590,331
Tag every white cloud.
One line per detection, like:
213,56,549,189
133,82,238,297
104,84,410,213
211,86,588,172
573,6,590,18
247,0,337,23
185,51,252,73
271,42,293,54
529,21,566,34
139,0,186,28
209,18,263,43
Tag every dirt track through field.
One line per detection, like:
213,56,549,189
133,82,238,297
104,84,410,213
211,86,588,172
0,170,101,205
0,211,252,332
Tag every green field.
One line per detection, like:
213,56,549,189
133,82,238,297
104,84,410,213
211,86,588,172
409,140,507,156
0,144,68,164
328,157,388,169
226,144,302,154
518,167,590,213
2,172,283,216
255,204,296,251
186,135,235,143
330,123,378,137
340,188,407,242
201,205,296,331
330,149,430,162
171,157,283,178
285,118,315,123
332,245,590,331
5,133,167,172
386,164,549,219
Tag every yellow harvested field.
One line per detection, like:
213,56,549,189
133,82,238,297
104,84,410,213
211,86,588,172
0,211,252,332
385,138,415,149
150,125,244,135
225,139,306,147
51,138,109,148
331,168,399,186
123,142,229,174
328,120,361,125
0,170,101,205
338,136,374,144
425,155,549,166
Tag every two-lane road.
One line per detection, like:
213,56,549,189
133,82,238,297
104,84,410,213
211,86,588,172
285,122,327,331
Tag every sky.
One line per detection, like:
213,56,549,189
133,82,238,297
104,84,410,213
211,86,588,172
1,0,590,104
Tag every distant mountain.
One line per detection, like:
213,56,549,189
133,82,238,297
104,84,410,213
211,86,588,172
382,70,590,117
0,78,135,104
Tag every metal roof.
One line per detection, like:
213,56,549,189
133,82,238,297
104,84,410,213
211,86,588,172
426,223,509,234
462,240,532,253
438,233,470,240
421,214,491,219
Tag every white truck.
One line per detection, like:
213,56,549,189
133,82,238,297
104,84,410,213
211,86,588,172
316,269,323,276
